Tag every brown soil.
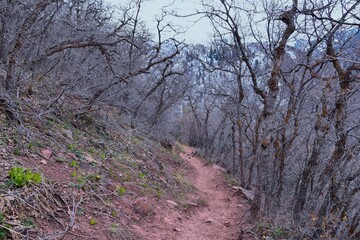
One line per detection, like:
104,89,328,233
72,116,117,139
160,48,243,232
134,146,254,240
1,138,254,239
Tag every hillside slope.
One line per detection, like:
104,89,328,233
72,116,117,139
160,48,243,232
0,109,187,239
0,110,253,240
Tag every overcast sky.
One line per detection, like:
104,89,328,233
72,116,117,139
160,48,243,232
105,0,213,43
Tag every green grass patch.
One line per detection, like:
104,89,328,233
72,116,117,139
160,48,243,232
8,166,42,187
89,218,97,225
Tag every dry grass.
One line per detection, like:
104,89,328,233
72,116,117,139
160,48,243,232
0,107,187,239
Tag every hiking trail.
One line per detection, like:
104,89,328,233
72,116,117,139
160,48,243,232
134,145,253,240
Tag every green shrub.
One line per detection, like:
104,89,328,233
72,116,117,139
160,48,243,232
88,147,96,154
196,198,209,207
8,167,42,187
116,185,126,196
70,160,79,168
0,212,6,239
89,218,97,225
111,210,117,217
86,174,101,182
55,157,66,163
0,229,5,239
68,144,75,151
20,217,35,227
13,148,21,156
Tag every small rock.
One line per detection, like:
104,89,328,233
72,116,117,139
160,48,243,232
232,186,254,200
61,129,73,140
83,153,97,163
188,202,198,207
159,176,166,183
176,212,183,220
41,149,52,159
204,218,214,223
212,164,227,172
131,216,141,222
40,159,47,165
90,140,105,148
224,221,231,227
132,198,153,217
173,227,181,232
163,217,171,224
105,183,117,192
236,204,246,210
131,224,141,232
66,152,78,160
166,200,178,208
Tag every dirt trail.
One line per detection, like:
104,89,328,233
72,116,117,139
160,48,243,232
134,146,253,240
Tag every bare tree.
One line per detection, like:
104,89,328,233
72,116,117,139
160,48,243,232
0,0,188,134
181,0,360,238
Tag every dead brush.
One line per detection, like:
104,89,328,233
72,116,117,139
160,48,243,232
0,180,73,239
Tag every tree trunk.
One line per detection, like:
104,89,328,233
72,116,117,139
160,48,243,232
250,0,297,216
